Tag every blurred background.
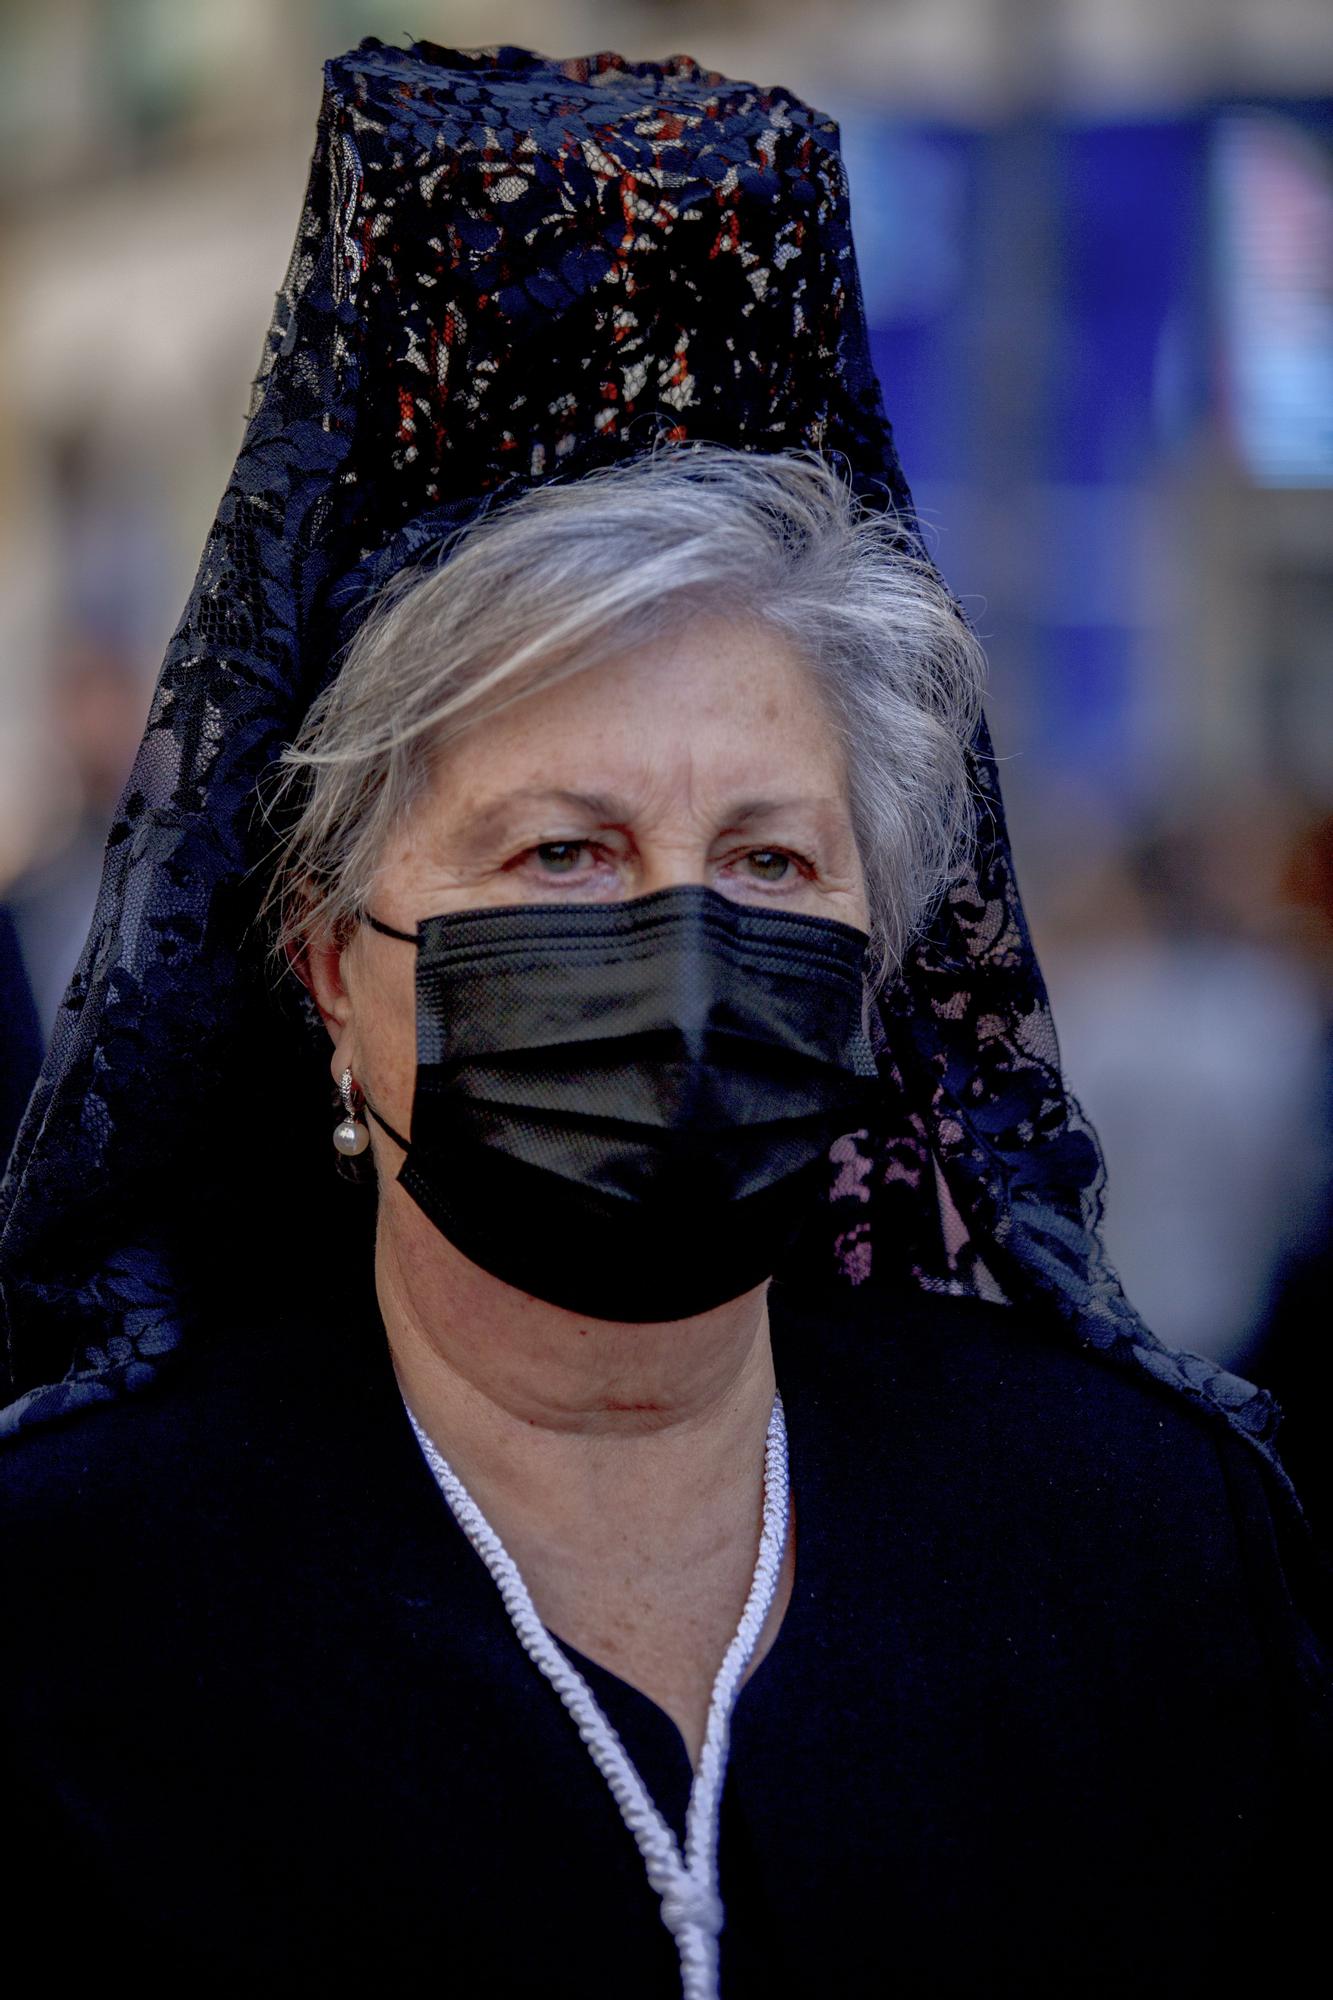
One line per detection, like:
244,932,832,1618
1,1,1330,1447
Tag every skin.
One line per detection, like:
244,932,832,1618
305,613,870,1765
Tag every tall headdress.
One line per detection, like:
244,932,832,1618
0,42,1290,1503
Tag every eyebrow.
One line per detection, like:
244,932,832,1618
456,788,840,847
457,789,629,848
717,799,833,827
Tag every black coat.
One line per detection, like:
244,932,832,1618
3,1284,1327,1996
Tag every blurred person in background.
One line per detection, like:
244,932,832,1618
1041,799,1329,1371
4,632,148,1034
0,633,146,1161
0,908,42,1165
1246,809,1333,1540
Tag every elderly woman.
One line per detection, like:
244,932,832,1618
1,41,1327,2000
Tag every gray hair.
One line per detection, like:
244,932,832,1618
271,447,984,987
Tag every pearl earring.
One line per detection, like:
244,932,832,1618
333,1068,370,1157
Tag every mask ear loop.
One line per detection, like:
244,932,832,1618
363,911,419,945
354,911,417,1154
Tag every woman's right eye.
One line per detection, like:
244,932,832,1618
532,841,587,874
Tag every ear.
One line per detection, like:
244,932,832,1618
299,929,356,1045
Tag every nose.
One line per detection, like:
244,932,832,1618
632,840,714,899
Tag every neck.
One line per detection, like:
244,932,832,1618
376,1188,776,1522
375,1192,791,1764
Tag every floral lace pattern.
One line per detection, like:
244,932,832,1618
0,42,1286,1497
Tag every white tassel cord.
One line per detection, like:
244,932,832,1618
406,1395,790,2000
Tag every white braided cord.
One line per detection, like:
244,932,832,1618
405,1394,790,2000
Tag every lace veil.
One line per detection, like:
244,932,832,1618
0,42,1288,1500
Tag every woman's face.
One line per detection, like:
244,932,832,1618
315,614,869,1131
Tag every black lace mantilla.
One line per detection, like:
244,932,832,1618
0,40,1287,1498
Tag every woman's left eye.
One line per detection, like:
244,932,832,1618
531,841,588,874
742,848,794,883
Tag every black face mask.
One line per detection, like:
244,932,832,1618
362,885,879,1322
